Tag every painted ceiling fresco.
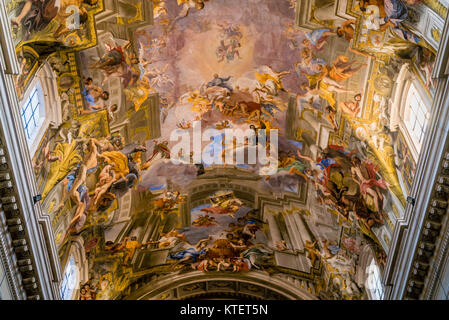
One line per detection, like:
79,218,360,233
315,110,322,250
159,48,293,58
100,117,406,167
6,0,440,300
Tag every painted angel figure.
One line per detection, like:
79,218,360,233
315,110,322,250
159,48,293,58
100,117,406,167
148,36,167,56
129,41,153,80
177,119,192,130
32,140,61,173
144,64,174,88
282,22,301,41
296,48,327,75
419,60,435,89
296,88,322,114
176,0,209,18
153,0,168,19
296,148,339,185
106,40,154,88
303,28,335,50
303,66,356,109
254,66,290,97
216,39,242,63
359,0,413,29
350,156,388,214
218,22,243,40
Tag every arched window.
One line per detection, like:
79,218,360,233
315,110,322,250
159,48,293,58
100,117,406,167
19,62,63,157
20,81,45,146
402,82,430,153
366,258,384,300
59,255,79,300
390,64,432,162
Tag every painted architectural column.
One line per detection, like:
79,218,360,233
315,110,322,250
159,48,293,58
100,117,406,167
267,214,282,244
284,214,304,250
293,212,312,244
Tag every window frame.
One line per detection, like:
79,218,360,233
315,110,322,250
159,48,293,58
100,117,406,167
59,255,79,300
366,258,385,300
399,78,432,161
19,80,46,150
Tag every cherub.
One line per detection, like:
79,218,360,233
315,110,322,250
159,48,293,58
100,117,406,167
176,0,209,19
275,240,289,251
91,172,115,208
97,163,115,186
144,64,174,88
79,282,98,300
217,256,232,271
33,140,61,172
296,48,327,75
232,257,248,272
177,119,192,130
153,0,168,19
148,36,167,55
215,120,232,130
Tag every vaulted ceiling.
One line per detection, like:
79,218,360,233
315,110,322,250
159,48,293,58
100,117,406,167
6,0,443,300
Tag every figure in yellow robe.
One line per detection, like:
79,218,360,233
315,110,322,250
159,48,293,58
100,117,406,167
100,151,129,182
305,72,336,107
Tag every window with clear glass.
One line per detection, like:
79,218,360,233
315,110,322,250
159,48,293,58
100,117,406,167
60,255,79,300
403,83,429,152
366,258,384,300
20,82,44,143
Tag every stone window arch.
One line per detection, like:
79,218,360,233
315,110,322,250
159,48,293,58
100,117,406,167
19,61,62,156
59,237,89,300
389,63,432,161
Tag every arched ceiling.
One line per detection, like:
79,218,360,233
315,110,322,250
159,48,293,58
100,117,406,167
5,0,443,300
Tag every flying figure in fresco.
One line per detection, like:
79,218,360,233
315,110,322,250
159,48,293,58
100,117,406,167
144,64,174,88
216,22,243,63
302,28,336,50
216,39,242,63
175,0,209,19
60,138,101,244
207,74,233,92
200,190,243,218
350,156,388,217
81,78,110,112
